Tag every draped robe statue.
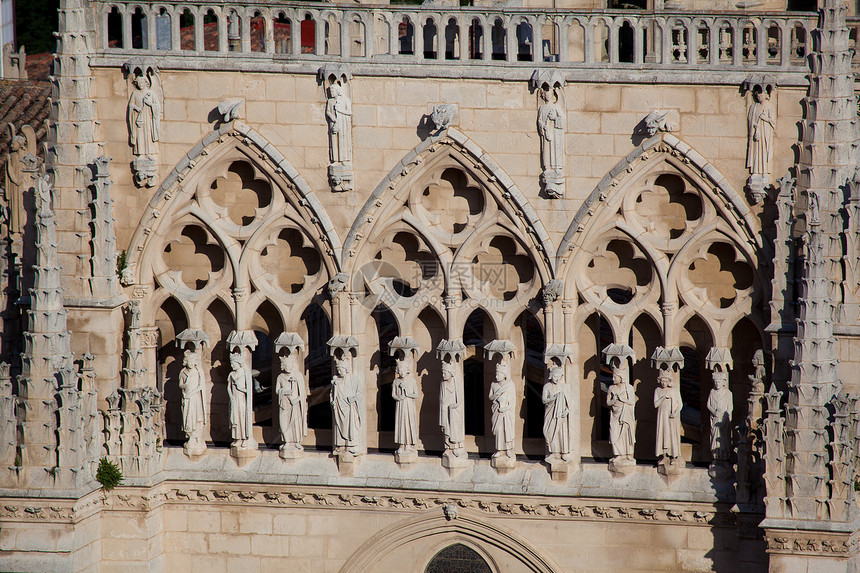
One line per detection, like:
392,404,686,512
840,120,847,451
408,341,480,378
439,360,465,454
746,88,775,180
128,71,161,158
707,370,734,461
331,358,361,454
489,362,515,458
277,353,307,456
227,352,255,449
542,366,572,461
654,368,682,461
326,82,353,165
392,361,419,457
178,350,207,454
607,364,636,463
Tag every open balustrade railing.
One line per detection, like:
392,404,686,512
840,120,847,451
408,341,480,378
91,2,829,80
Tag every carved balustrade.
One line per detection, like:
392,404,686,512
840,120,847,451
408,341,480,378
93,2,818,75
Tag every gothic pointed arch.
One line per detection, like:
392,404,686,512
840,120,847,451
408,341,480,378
344,127,555,281
339,508,561,573
342,128,554,335
124,120,342,290
557,133,770,350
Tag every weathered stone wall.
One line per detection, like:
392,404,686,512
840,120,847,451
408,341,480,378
0,481,766,573
89,69,804,260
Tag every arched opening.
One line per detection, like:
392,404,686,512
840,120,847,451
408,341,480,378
156,297,187,444
630,314,661,460
350,16,365,57
273,14,291,54
582,312,614,459
372,305,399,450
516,19,533,61
155,8,171,50
415,307,446,453
619,21,635,63
491,19,505,60
468,18,483,59
516,312,545,455
179,9,195,51
203,9,219,52
399,17,415,55
423,18,438,59
203,299,234,445
250,299,284,446
425,544,492,573
301,15,316,54
463,308,497,451
730,317,764,426
250,13,265,52
324,14,340,56
680,315,713,463
303,303,333,444
131,7,146,50
107,7,123,48
227,11,241,52
445,18,459,59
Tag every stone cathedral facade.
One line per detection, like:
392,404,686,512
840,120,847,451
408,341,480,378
2,0,860,571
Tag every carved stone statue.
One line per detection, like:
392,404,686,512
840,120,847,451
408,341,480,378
536,82,566,198
489,361,515,461
542,366,572,462
654,368,682,467
607,362,636,470
127,67,162,187
227,352,256,453
331,357,361,455
745,83,775,203
276,353,307,458
326,82,352,164
392,361,419,462
178,349,207,456
439,360,465,458
749,350,765,395
325,78,354,192
707,369,734,461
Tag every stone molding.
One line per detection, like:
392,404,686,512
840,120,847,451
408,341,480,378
0,482,745,530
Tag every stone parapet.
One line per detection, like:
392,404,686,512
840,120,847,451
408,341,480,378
91,1,821,81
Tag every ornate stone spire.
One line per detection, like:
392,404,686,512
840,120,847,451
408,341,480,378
49,0,104,299
762,8,860,564
17,175,76,488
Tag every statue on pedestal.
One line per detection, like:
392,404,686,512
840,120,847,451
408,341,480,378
178,349,207,455
489,361,515,461
227,352,257,453
542,366,572,462
707,369,734,461
392,361,419,462
654,368,682,469
607,362,636,470
276,353,307,458
331,357,361,455
126,64,162,187
440,360,465,459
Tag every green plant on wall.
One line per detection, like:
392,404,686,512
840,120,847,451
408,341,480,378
95,458,123,492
